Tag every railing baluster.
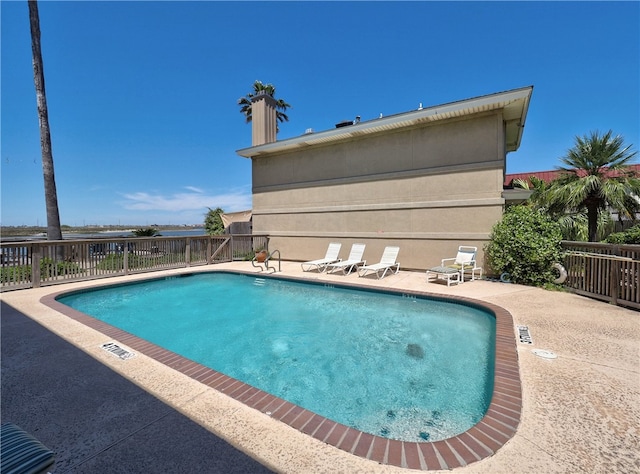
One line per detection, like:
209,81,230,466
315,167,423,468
32,243,41,288
562,241,639,310
1,234,269,291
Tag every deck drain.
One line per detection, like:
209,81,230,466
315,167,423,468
101,342,135,360
517,325,533,344
532,349,557,359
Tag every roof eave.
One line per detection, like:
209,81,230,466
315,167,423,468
237,86,533,158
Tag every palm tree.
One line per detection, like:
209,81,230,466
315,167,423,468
548,130,639,242
512,176,554,211
29,0,62,241
513,176,614,240
554,211,615,242
237,80,291,129
132,227,161,237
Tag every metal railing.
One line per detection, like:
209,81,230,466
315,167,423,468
0,234,269,291
561,241,640,310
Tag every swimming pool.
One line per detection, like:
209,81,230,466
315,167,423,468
57,272,494,442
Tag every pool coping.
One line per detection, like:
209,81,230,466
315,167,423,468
40,270,522,471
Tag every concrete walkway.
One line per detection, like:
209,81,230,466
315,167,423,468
1,300,274,473
1,262,638,473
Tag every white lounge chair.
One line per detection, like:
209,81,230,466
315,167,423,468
301,242,342,272
326,243,366,275
426,246,483,285
444,246,483,282
358,246,400,279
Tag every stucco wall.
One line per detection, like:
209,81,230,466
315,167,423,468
251,112,507,270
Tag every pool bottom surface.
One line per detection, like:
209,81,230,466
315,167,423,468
57,272,495,443
42,271,522,471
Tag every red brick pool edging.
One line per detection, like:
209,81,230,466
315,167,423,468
41,274,522,471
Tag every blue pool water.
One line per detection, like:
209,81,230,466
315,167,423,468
58,272,496,442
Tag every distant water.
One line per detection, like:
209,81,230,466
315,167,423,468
68,229,208,238
154,229,207,237
3,229,207,242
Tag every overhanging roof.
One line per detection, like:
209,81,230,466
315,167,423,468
237,86,533,158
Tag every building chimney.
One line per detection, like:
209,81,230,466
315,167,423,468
251,92,277,146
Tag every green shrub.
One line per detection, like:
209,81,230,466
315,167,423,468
233,250,255,261
96,254,125,271
0,265,31,283
95,253,171,271
485,206,563,286
40,258,83,278
1,258,84,283
603,224,640,244
205,207,225,235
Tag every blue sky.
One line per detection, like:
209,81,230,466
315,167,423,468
2,1,638,227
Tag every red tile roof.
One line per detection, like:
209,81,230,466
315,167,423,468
504,164,640,187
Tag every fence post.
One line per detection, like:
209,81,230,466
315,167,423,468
123,244,129,275
610,259,620,306
31,243,41,288
207,238,212,265
186,238,191,267
610,245,619,306
231,235,235,261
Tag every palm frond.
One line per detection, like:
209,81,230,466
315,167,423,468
551,129,638,240
512,178,531,189
238,80,291,130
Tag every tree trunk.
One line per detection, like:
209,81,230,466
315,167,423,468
29,0,62,242
587,203,599,242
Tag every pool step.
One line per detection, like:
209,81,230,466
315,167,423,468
253,278,266,287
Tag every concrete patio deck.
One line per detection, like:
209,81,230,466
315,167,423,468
1,262,638,473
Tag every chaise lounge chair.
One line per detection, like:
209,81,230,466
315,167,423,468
326,243,366,275
301,242,342,272
358,246,400,279
426,246,483,286
1,422,55,474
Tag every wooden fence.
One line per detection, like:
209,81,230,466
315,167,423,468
3,235,638,310
0,234,269,291
561,241,640,310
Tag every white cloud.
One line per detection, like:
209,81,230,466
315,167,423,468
88,184,109,192
119,186,252,213
184,186,205,193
